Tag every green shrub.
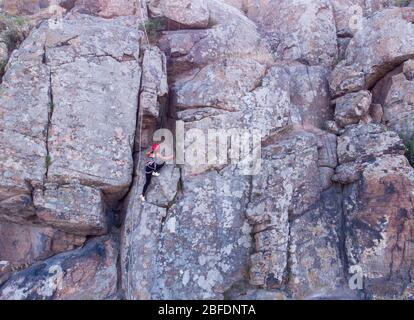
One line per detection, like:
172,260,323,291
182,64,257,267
403,137,414,167
0,13,28,51
143,17,167,43
394,0,411,7
0,60,7,74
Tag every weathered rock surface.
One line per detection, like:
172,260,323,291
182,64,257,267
330,7,414,97
33,184,107,236
372,60,414,141
73,0,148,18
0,236,118,300
122,163,252,299
245,0,338,67
0,221,85,265
336,124,406,164
0,25,49,219
246,128,347,299
342,154,414,299
45,14,142,200
0,0,148,19
138,46,169,149
332,105,414,299
247,130,321,289
2,0,414,301
334,90,372,127
149,0,209,28
1,14,143,227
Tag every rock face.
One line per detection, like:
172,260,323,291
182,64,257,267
245,0,338,67
334,90,372,127
330,7,414,97
0,236,118,300
1,0,414,301
0,221,85,265
149,0,209,28
335,125,414,299
372,60,414,141
0,12,143,298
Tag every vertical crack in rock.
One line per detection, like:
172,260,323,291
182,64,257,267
284,213,293,296
337,184,350,283
44,63,54,182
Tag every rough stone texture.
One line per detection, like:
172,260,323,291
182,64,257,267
73,0,147,18
149,0,209,28
337,124,406,164
343,155,414,299
0,25,49,219
45,14,142,200
33,184,107,236
331,0,395,36
370,103,383,124
0,221,85,264
138,46,169,150
3,0,414,301
245,128,345,299
158,0,273,76
1,14,143,226
286,63,332,128
245,0,338,68
150,167,252,300
334,90,372,127
288,186,353,299
330,7,414,97
0,0,148,18
122,164,252,300
333,105,414,299
0,236,118,300
0,0,65,15
372,61,414,140
247,130,321,289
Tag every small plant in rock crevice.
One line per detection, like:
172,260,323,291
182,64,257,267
143,17,167,44
394,0,411,7
402,135,414,167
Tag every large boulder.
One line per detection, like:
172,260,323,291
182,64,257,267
122,164,252,299
0,221,85,266
0,25,50,219
245,0,338,67
334,90,372,127
330,7,414,97
0,236,118,300
336,124,406,164
33,184,107,236
334,121,414,299
372,60,414,141
343,154,414,299
45,14,142,201
158,0,273,76
1,13,143,230
149,0,209,28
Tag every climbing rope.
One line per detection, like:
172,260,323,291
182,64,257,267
126,0,151,298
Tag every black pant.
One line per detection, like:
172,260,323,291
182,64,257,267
142,162,165,196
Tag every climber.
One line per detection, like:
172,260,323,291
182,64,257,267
140,143,174,202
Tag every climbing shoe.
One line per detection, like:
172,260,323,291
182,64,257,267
140,195,146,202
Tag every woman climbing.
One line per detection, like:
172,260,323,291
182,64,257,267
140,143,174,202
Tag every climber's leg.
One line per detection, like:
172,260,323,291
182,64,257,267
152,162,165,177
141,171,153,201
